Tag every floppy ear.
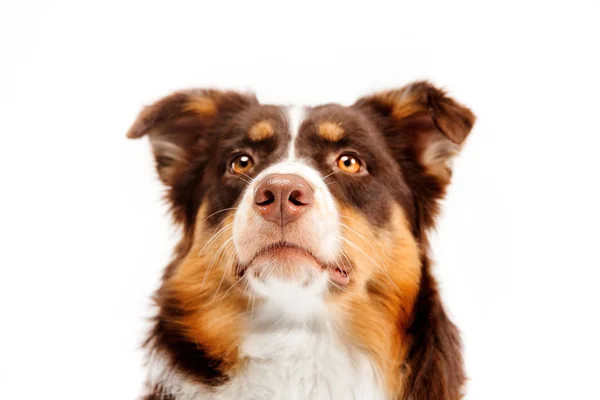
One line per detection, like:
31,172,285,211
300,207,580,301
127,89,257,224
127,89,256,186
356,81,475,183
354,81,475,234
355,81,475,184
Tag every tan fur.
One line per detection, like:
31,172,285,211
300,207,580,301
371,89,424,122
248,120,275,141
331,204,421,396
162,201,421,394
183,95,218,118
368,83,474,184
132,82,474,399
317,121,345,141
164,205,247,372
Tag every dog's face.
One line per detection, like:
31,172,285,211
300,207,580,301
128,82,474,392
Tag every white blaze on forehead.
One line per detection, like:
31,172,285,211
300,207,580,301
286,105,306,160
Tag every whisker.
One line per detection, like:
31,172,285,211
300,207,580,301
232,174,252,184
329,280,351,294
238,172,255,183
338,249,356,274
339,214,366,223
218,274,245,300
339,215,375,234
340,236,399,290
200,208,239,224
197,222,234,255
250,293,256,320
338,222,385,266
322,170,340,180
212,243,238,300
246,295,252,314
210,215,236,236
341,236,381,271
202,237,234,284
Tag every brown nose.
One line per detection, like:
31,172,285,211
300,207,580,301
254,174,314,225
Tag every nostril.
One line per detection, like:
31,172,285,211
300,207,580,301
254,174,314,224
255,189,275,206
289,190,309,206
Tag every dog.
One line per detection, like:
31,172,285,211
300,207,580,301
127,81,475,400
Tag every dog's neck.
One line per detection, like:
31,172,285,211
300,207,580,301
147,288,386,400
235,318,384,400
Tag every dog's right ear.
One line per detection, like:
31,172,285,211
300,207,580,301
127,90,257,186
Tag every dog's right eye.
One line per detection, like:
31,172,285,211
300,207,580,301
230,154,255,174
336,154,362,174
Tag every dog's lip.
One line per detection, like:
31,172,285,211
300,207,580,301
238,242,324,274
237,242,350,282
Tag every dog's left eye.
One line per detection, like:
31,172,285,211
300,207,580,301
230,154,254,174
336,154,362,173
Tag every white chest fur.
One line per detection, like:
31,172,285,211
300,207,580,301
149,277,386,399
228,323,384,400
149,324,385,400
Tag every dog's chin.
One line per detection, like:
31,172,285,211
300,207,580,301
241,244,350,287
245,246,324,285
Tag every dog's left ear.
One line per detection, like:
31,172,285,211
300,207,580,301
354,81,475,184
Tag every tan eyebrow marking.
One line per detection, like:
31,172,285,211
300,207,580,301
248,120,275,142
183,96,218,118
317,121,345,142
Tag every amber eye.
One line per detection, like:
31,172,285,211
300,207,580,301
230,154,254,174
336,154,361,173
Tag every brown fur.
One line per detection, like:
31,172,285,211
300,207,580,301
165,210,245,371
127,89,258,226
334,204,421,396
354,81,474,399
403,262,465,399
129,80,475,400
143,391,176,400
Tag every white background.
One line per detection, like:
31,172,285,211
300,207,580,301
1,1,599,399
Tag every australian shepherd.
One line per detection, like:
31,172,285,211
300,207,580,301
127,81,475,400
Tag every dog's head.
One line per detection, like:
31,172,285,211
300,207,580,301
128,81,474,393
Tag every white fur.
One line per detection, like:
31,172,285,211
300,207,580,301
286,106,305,160
233,160,341,266
146,106,386,399
419,129,462,173
147,277,385,399
148,330,384,400
233,106,339,266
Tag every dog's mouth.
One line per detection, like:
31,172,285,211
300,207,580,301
238,242,350,286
